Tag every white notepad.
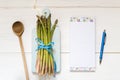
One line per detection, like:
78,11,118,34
70,17,96,72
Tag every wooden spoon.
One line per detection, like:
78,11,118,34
12,21,29,80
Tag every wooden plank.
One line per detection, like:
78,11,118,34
0,8,120,53
0,53,120,80
36,0,120,8
0,0,34,8
0,0,120,8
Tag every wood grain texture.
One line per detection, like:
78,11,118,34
0,0,120,8
19,37,29,80
0,8,120,53
0,0,120,80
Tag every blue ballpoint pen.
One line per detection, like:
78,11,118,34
99,30,106,64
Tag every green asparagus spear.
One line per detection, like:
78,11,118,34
36,14,58,76
51,19,58,39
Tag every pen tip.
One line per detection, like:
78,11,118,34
104,29,106,32
99,60,102,65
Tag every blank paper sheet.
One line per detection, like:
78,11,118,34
70,17,96,72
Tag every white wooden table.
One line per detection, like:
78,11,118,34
0,0,120,80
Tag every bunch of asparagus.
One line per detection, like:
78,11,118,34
35,14,58,76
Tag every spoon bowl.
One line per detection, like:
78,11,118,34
12,21,24,37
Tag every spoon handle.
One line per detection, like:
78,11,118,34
19,37,29,80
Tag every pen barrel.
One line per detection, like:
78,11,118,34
100,51,103,59
100,31,106,60
100,40,105,59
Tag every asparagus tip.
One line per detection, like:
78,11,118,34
36,15,40,18
55,19,58,24
48,14,51,18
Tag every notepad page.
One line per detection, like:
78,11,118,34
70,17,96,72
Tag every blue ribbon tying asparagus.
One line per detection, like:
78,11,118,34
36,38,57,73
